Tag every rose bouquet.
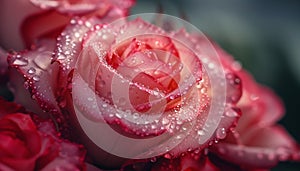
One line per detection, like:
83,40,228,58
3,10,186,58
0,0,299,171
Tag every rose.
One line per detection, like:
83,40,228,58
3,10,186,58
0,0,135,50
7,14,243,169
0,98,86,171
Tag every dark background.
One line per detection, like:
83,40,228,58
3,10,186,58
132,0,300,170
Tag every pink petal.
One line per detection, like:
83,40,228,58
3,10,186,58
212,126,300,169
8,40,61,120
30,0,134,15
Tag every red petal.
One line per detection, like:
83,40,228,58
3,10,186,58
21,10,70,47
0,98,25,117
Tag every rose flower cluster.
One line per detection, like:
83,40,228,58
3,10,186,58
0,0,299,171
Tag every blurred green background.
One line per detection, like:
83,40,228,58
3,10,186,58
132,0,300,170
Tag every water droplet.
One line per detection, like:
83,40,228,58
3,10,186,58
34,53,51,70
133,113,139,119
208,63,215,69
216,128,227,139
200,87,207,94
57,54,66,60
70,19,77,24
33,75,40,81
12,58,28,66
102,34,107,40
116,113,122,119
224,108,239,117
162,118,170,125
151,125,157,129
250,94,259,101
164,153,172,159
197,130,205,136
23,81,29,89
232,61,242,71
169,95,175,100
27,67,36,74
196,82,202,89
150,157,157,162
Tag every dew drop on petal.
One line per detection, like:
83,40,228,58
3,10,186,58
164,153,172,159
231,61,242,71
224,108,239,117
57,54,66,60
197,130,205,136
216,127,227,139
12,58,28,66
33,75,40,82
162,118,170,125
150,157,157,163
27,67,36,74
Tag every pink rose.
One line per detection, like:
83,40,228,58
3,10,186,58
0,98,86,171
6,13,300,171
0,0,135,50
7,15,242,169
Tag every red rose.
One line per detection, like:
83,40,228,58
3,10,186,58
0,0,135,50
7,15,242,169
0,98,86,171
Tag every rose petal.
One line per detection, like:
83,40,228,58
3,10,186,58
0,114,41,171
212,126,300,169
30,0,134,15
8,40,61,120
21,10,70,47
0,98,25,117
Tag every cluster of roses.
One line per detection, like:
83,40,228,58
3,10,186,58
0,0,299,171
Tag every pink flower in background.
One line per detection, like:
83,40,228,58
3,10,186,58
0,98,86,171
0,0,135,50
